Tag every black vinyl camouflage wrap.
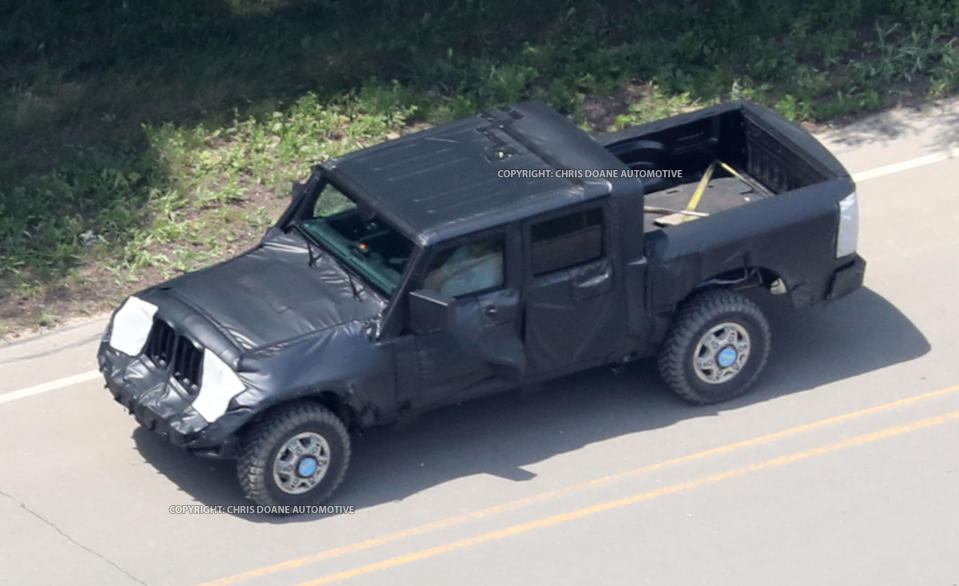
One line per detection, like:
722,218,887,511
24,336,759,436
98,100,864,458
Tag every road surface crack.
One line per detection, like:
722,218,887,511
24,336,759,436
0,487,148,585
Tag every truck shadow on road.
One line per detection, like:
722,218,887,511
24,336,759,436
133,287,929,522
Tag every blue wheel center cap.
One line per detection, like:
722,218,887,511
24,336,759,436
297,457,318,477
717,347,738,368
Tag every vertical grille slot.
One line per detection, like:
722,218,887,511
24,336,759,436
145,318,176,368
173,338,202,394
143,317,203,395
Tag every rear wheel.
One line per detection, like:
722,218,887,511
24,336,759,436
237,402,351,507
658,289,771,404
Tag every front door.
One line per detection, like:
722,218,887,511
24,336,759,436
411,227,525,405
523,204,627,375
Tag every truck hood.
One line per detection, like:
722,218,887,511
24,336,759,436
153,229,386,351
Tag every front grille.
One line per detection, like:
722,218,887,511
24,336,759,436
143,318,203,395
172,335,203,393
144,318,176,368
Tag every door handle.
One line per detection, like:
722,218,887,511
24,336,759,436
484,305,498,317
571,262,613,300
573,268,611,289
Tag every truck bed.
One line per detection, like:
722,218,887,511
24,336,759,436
597,102,842,232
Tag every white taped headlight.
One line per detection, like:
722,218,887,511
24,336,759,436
192,349,245,423
108,296,158,355
836,191,859,258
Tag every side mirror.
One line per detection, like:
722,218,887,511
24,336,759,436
409,289,454,335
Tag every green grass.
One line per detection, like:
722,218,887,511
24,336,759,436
2,0,958,332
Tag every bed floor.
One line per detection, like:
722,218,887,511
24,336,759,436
643,175,772,231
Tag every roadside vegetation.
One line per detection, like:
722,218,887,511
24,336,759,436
2,0,957,336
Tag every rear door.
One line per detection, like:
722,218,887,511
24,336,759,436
523,203,627,375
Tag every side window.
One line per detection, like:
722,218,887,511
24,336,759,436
530,208,604,275
423,235,505,298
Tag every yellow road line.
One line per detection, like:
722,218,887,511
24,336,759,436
299,411,959,586
199,384,959,586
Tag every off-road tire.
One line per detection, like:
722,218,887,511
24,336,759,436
658,289,771,405
237,402,351,508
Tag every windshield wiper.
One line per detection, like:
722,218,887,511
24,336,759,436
292,223,323,267
345,268,361,300
293,223,362,300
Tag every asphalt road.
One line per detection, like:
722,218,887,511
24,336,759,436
2,99,958,586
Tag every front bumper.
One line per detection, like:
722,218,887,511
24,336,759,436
827,254,866,300
99,344,253,456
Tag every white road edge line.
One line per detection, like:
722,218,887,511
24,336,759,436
0,370,101,405
1,147,957,407
852,147,959,182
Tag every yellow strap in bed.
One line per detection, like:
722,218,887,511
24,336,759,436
683,160,717,222
719,161,748,184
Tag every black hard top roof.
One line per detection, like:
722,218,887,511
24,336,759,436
322,101,627,245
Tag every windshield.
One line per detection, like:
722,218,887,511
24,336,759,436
297,179,415,296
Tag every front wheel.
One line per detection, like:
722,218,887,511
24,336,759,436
237,402,351,507
658,289,771,405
